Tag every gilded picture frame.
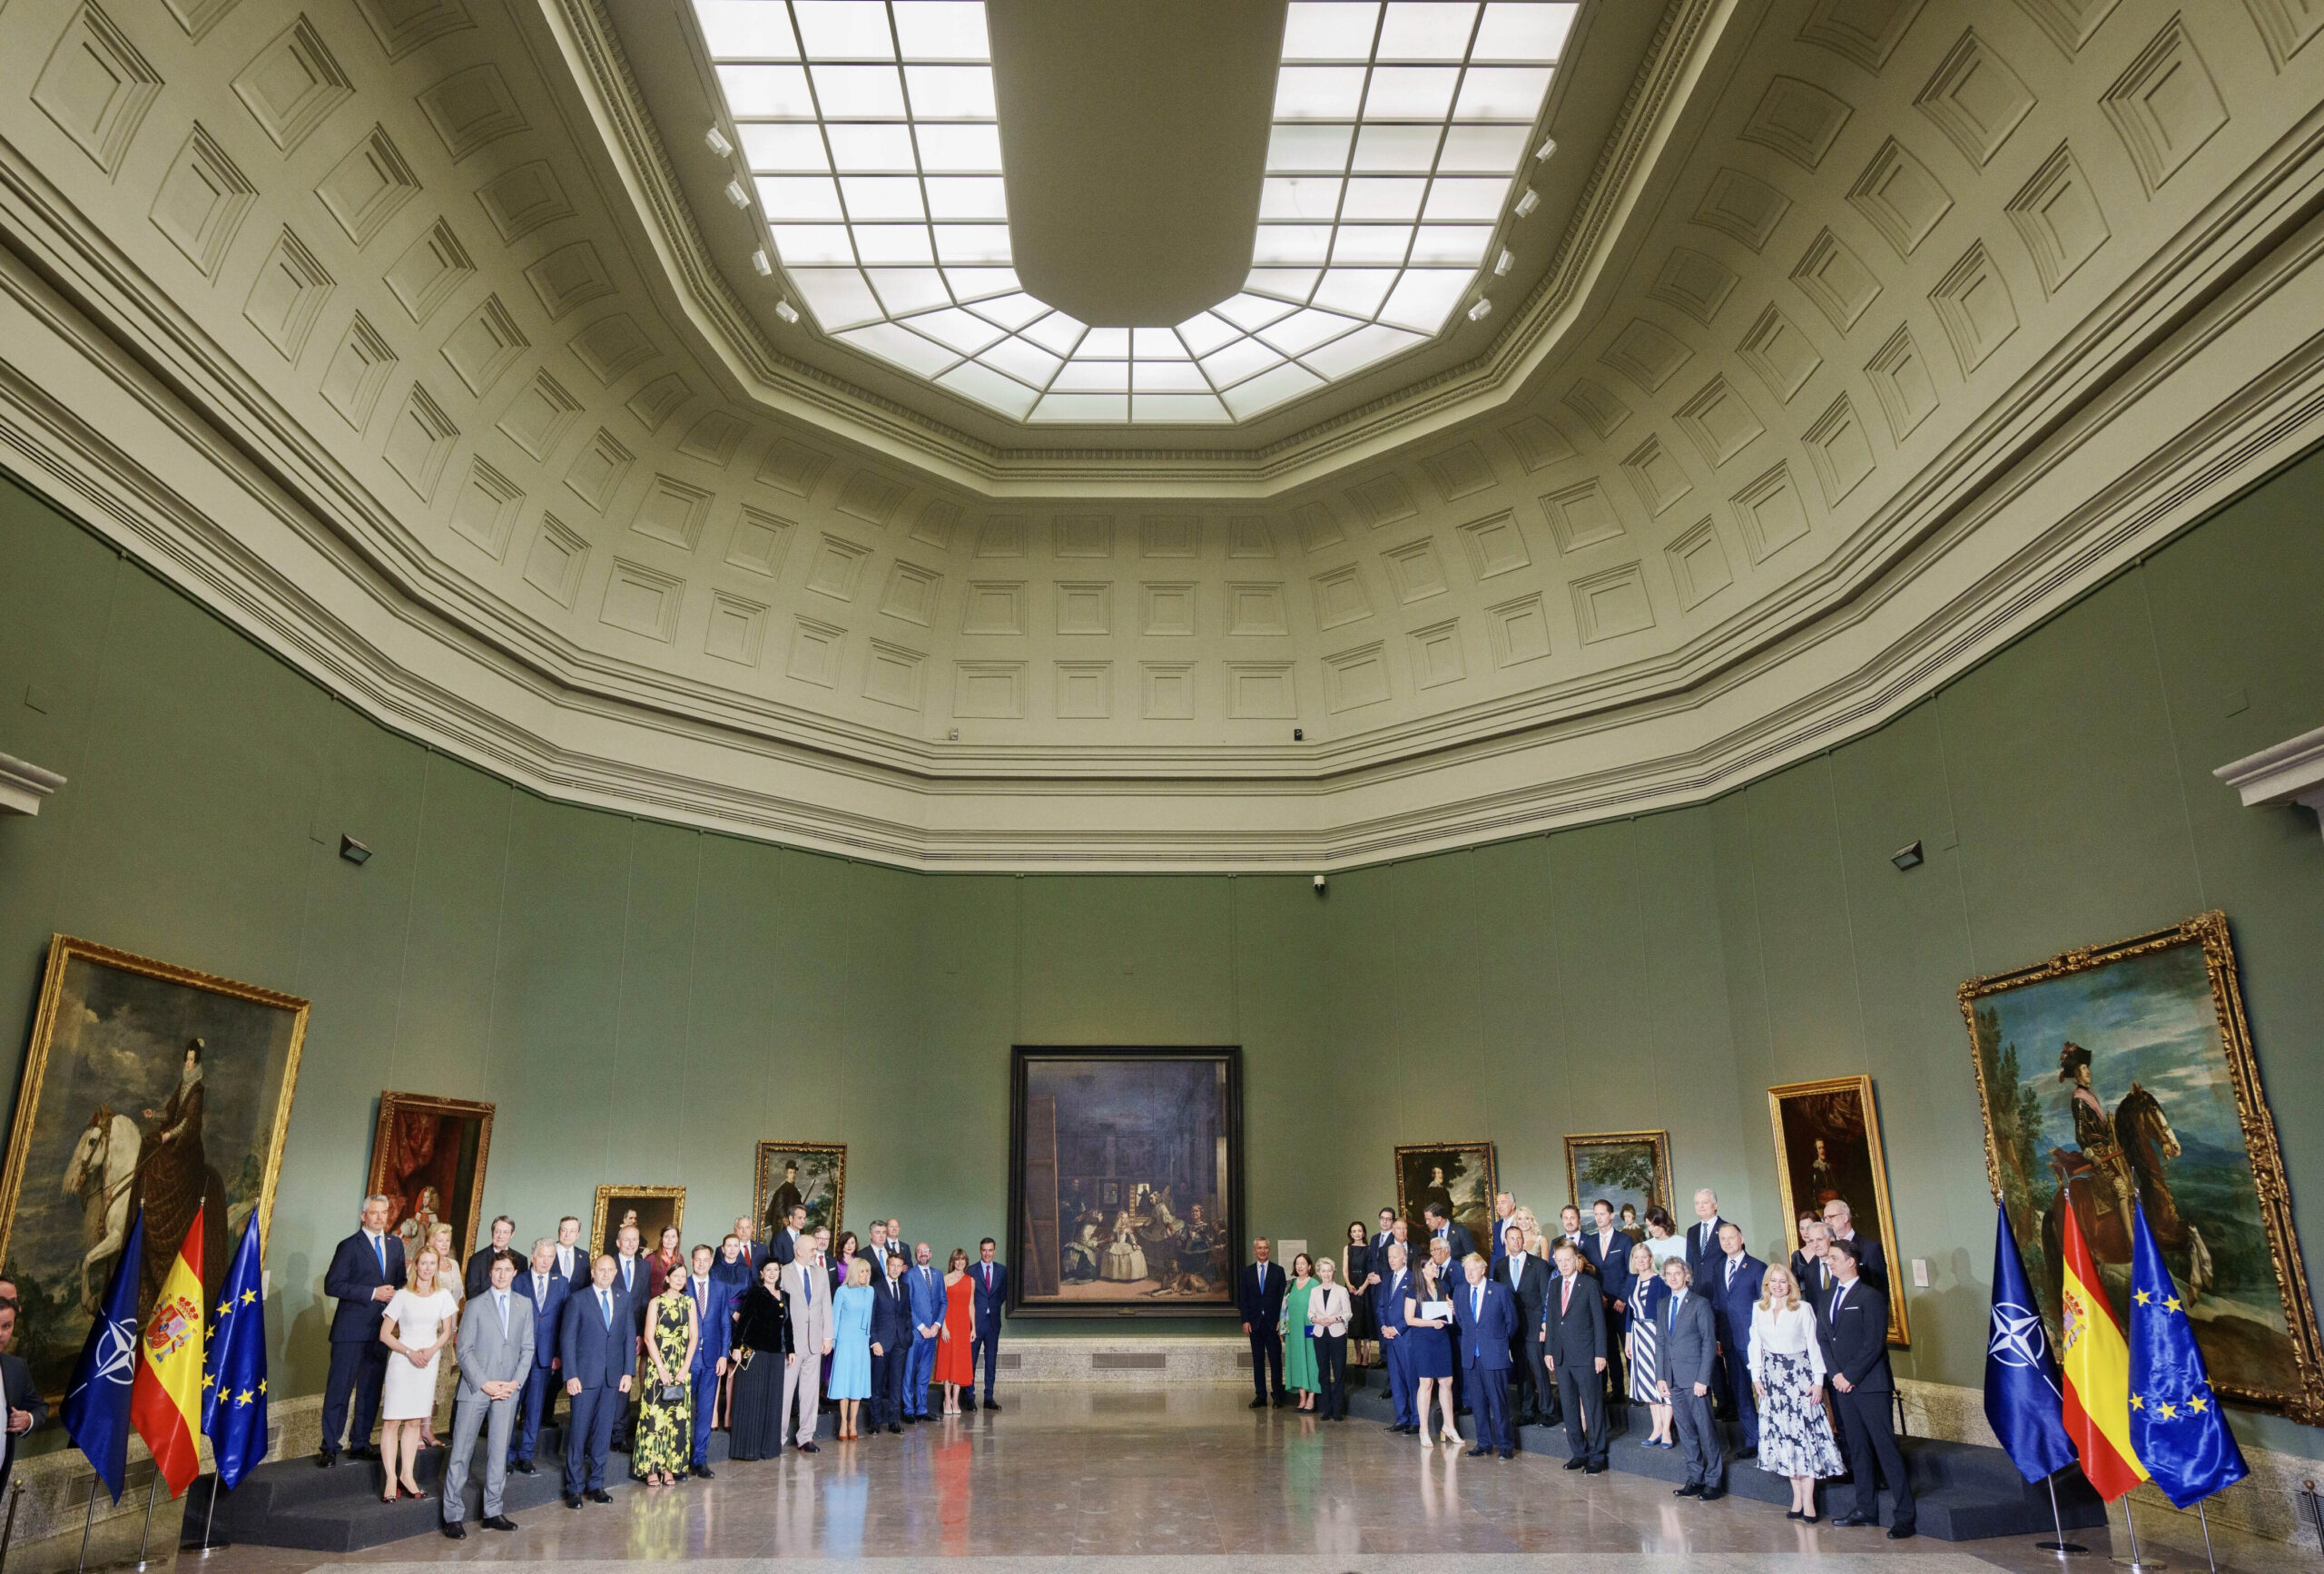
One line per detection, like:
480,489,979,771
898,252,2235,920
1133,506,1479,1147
0,935,308,1400
753,1141,846,1243
366,1092,496,1270
592,1185,685,1256
1393,1140,1499,1251
1563,1129,1674,1230
1961,911,2322,1422
1768,1075,1908,1346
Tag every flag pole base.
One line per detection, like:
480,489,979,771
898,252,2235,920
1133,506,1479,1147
2039,1543,2093,1555
2041,1474,2092,1555
2112,1498,2165,1573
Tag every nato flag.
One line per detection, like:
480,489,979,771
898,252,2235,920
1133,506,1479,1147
204,1215,269,1490
62,1211,144,1503
1984,1201,2077,1483
2129,1199,2246,1508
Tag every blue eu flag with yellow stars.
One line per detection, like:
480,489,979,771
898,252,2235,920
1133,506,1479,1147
2128,1198,2245,1508
203,1215,269,1490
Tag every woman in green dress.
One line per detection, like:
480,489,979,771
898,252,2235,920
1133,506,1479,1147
634,1259,701,1486
1282,1253,1319,1411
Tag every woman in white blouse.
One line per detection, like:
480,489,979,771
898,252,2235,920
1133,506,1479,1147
1305,1258,1354,1422
1747,1263,1845,1520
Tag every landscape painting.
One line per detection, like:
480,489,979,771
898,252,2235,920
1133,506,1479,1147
1564,1129,1673,1228
1394,1140,1498,1251
1009,1048,1242,1315
1963,911,2322,1422
367,1092,494,1267
1768,1076,1908,1345
0,937,307,1400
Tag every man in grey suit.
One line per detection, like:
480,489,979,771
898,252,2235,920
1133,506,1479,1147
781,1238,834,1453
443,1250,533,1538
1657,1256,1725,1501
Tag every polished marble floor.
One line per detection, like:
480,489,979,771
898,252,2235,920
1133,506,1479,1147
185,1388,2274,1570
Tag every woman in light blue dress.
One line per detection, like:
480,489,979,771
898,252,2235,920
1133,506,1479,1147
830,1255,874,1440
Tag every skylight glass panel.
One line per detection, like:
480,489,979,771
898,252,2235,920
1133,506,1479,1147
839,320,959,376
772,223,855,264
1223,362,1324,418
1133,360,1208,392
1312,267,1397,316
866,267,951,314
1378,268,1468,331
1281,3,1381,62
1472,1,1577,61
902,306,1004,354
1175,312,1241,357
1364,66,1460,120
842,174,926,219
979,337,1062,384
718,64,815,117
1053,361,1129,392
970,290,1047,330
1254,227,1333,265
1342,177,1425,220
1452,65,1552,120
1266,123,1354,172
925,176,1008,220
826,123,918,169
1132,328,1191,359
1258,307,1364,356
1409,225,1491,263
852,223,934,264
1020,311,1086,355
1352,123,1441,170
1275,67,1368,120
904,64,996,117
1422,176,1512,221
1300,320,1423,378
812,64,907,116
695,1,798,58
1214,293,1298,332
932,225,1011,263
741,123,828,170
891,1,990,59
1201,338,1285,386
1133,393,1230,422
792,268,882,329
1330,225,1412,265
944,266,1020,300
1246,268,1322,300
940,360,1039,417
1079,327,1130,358
793,2,895,58
1261,177,1344,221
913,123,1003,172
1377,2,1477,59
1031,393,1127,422
758,175,844,220
1437,123,1527,170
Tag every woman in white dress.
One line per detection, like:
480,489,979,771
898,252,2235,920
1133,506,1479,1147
421,1222,461,1445
378,1245,458,1502
1100,1211,1147,1283
1748,1263,1845,1521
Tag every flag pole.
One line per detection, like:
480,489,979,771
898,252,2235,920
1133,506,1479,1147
2112,1494,2164,1573
133,1472,159,1571
73,1481,96,1573
2193,1501,2216,1574
2036,1471,2089,1556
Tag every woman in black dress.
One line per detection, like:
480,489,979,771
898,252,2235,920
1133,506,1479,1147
726,1260,793,1460
1342,1220,1378,1366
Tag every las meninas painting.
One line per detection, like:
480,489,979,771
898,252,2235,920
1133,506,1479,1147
1963,912,2322,1422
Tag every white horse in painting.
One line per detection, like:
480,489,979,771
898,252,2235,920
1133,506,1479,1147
62,1107,141,1314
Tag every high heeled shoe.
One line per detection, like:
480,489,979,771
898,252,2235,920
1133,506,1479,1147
1441,1428,1462,1448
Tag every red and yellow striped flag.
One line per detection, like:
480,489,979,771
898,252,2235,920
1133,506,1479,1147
2058,1198,2145,1500
129,1208,206,1497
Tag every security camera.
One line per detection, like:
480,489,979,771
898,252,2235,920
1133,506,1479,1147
1313,874,1327,894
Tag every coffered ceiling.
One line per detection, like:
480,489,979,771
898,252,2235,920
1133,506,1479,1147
3,0,2323,868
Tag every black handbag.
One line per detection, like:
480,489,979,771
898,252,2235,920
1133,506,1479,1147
657,1382,684,1402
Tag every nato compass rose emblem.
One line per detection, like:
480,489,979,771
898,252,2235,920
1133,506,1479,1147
64,1309,138,1405
1990,1299,2062,1394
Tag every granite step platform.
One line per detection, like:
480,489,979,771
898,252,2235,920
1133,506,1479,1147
1343,1379,2106,1543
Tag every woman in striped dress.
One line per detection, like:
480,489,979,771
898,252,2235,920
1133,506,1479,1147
1616,1240,1673,1448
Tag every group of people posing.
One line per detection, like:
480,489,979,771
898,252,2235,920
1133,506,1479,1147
1237,1186,1915,1538
314,1196,1011,1537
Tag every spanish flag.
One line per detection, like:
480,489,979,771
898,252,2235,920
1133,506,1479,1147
2057,1198,2145,1500
129,1208,206,1497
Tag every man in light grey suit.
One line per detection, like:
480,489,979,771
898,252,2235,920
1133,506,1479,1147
781,1238,834,1453
443,1250,533,1538
1657,1256,1725,1501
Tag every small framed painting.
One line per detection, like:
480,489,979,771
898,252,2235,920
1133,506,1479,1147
1393,1141,1499,1251
367,1092,496,1269
1768,1075,1907,1346
1563,1129,1674,1230
593,1185,684,1256
753,1142,846,1242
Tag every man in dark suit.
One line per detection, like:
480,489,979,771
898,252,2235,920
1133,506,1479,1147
1792,1220,1838,1312
868,1248,912,1434
0,1301,48,1502
1710,1220,1766,1456
1370,1207,1397,1261
1822,1198,1888,1297
1240,1239,1288,1409
1374,1242,1417,1433
558,1254,635,1507
1498,1225,1551,1429
552,1216,586,1285
1578,1200,1633,1283
1820,1237,1914,1538
1542,1241,1609,1471
685,1244,734,1472
1659,1258,1724,1500
1422,1204,1474,1266
606,1223,648,1447
1450,1254,1518,1459
904,1242,944,1422
1683,1189,1729,1285
320,1195,404,1465
466,1215,517,1299
970,1237,1007,1411
1487,1192,1520,1268
510,1237,571,1476
769,1204,808,1267
732,1216,773,1275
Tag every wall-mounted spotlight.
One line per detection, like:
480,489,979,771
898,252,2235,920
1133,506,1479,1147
1313,873,1327,895
1890,840,1925,871
1493,248,1514,277
1513,186,1540,218
340,834,373,866
751,249,773,276
1466,297,1492,322
704,126,733,158
773,299,800,325
724,179,751,209
1534,136,1557,162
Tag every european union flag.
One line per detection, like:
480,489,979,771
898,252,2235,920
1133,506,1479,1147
1984,1201,2077,1483
204,1215,269,1490
2129,1199,2246,1508
61,1211,143,1503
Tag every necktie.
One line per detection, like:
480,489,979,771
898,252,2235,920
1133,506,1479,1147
1472,1287,1482,1323
1727,1256,1738,1288
1668,1294,1679,1333
371,1233,385,1275
496,1292,508,1338
1561,1276,1571,1313
1831,1284,1848,1321
599,1289,612,1327
536,1273,547,1303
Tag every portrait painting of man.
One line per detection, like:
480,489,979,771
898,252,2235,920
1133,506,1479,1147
753,1143,844,1240
365,1093,495,1268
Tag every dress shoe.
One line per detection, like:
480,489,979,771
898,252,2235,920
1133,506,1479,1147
1699,1488,1726,1501
586,1489,614,1504
887,1423,902,1434
981,1399,1000,1411
1585,1461,1608,1474
565,1495,584,1510
440,1522,466,1540
315,1451,337,1469
347,1445,379,1461
1786,1510,1806,1520
1563,1458,1587,1471
691,1465,714,1479
798,1441,820,1453
481,1515,518,1531
1675,1484,1702,1498
1887,1525,1916,1540
1737,1445,1758,1460
1465,1445,1489,1457
510,1460,537,1476
1831,1513,1874,1528
1250,1397,1270,1410
1498,1449,1514,1461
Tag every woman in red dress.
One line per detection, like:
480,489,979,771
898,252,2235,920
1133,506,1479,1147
645,1225,682,1296
934,1247,976,1414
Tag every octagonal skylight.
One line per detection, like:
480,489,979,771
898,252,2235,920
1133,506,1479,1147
694,0,1575,423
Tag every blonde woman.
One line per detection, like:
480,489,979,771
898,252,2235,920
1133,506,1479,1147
421,1222,460,1444
1618,1240,1673,1447
378,1247,457,1501
1305,1258,1354,1421
1748,1263,1844,1520
830,1255,875,1441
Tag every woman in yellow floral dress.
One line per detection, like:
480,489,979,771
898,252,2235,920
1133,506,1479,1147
633,1260,700,1487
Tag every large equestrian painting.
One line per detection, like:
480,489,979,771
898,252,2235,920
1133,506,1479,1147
1961,912,2321,1422
0,937,308,1401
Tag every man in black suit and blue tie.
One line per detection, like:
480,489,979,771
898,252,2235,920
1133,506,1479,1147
1450,1253,1518,1459
1240,1238,1287,1409
558,1254,635,1508
319,1195,404,1466
1423,1203,1475,1266
509,1237,570,1476
552,1216,586,1286
1498,1225,1552,1430
1374,1242,1417,1432
1683,1189,1730,1286
1710,1220,1766,1457
1819,1237,1915,1538
868,1248,912,1434
970,1237,1008,1411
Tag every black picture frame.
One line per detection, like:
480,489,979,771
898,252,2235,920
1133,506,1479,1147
1006,1046,1245,1319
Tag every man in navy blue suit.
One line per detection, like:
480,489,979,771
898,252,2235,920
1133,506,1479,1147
684,1244,733,1475
1239,1238,1287,1409
552,1216,586,1285
319,1195,404,1466
868,1248,913,1433
1423,1203,1475,1266
509,1237,570,1476
769,1204,807,1267
1374,1242,1417,1433
1683,1189,1730,1287
1821,1198,1888,1297
1709,1220,1766,1457
970,1237,1007,1411
558,1254,635,1508
1451,1253,1518,1458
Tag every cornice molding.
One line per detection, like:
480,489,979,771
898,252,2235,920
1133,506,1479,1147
2216,726,2324,833
0,751,64,816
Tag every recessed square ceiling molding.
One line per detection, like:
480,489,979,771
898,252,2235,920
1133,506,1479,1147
1538,478,1627,555
527,241,616,321
630,474,712,553
880,560,942,626
1663,516,1734,610
1915,30,2034,168
419,64,528,161
704,591,769,667
1229,662,1299,721
522,513,589,608
1142,582,1196,635
1563,379,1631,440
630,365,694,427
242,228,333,360
1291,500,1344,554
1620,435,1694,516
1570,561,1655,644
960,580,1025,635
1601,319,1693,395
1456,509,1532,580
1421,442,1499,502
1226,516,1276,557
1484,592,1553,667
1729,461,1813,562
1141,662,1196,721
159,0,238,40
1053,514,1114,558
352,0,471,59
1790,227,1882,332
1649,249,1739,327
497,369,581,460
1502,414,1577,473
952,662,1024,720
1055,580,1112,635
1380,538,1449,604
1407,619,1466,690
1141,514,1201,557
806,534,872,600
1801,393,1877,506
2006,142,2110,296
313,126,418,246
1930,240,2018,374
1673,375,1766,467
2099,16,2229,196
448,457,522,560
1847,138,1954,260
756,435,832,497
1321,644,1390,713
2013,0,2124,60
724,507,794,578
911,497,963,550
476,161,573,243
232,16,351,152
836,469,911,527
677,408,751,467
1692,168,1791,252
976,514,1028,556
385,218,475,325
599,557,684,644
1054,661,1112,719
863,640,926,710
571,314,659,385
319,312,396,430
1736,303,1822,404
788,615,847,688
1310,563,1373,630
1344,476,1418,529
34,4,163,177
1738,76,1853,172
1865,324,1940,441
149,125,256,279
382,383,459,503
1797,0,1927,71
1227,582,1289,635
564,428,635,512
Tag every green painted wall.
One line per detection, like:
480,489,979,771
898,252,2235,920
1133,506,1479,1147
2,447,2320,1462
